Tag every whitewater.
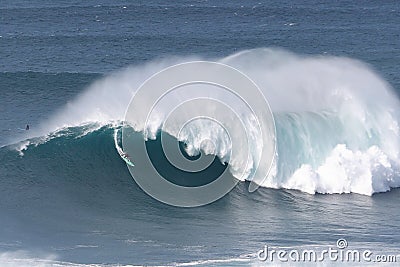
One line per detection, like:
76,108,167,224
8,48,400,196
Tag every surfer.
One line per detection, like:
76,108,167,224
25,124,30,130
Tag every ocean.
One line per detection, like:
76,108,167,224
1,0,400,266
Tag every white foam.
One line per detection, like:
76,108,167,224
0,250,252,267
278,144,398,195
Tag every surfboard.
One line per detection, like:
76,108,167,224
114,129,134,167
119,150,135,167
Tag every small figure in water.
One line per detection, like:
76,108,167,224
25,124,30,130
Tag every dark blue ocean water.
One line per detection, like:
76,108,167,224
1,1,400,266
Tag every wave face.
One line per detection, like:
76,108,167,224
12,48,400,196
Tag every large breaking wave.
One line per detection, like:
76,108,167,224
7,48,400,196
